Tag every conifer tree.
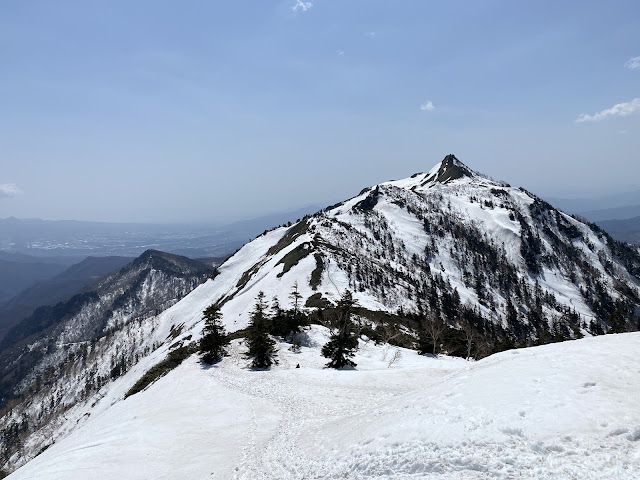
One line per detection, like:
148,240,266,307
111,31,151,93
270,296,283,318
322,290,359,369
289,281,303,315
199,304,230,364
271,283,310,341
288,281,310,335
246,291,277,369
270,296,288,339
608,308,626,334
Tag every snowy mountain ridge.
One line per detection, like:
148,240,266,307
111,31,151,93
2,154,640,477
206,154,640,338
0,250,212,471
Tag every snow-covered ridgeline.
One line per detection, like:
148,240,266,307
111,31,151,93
8,329,640,480
0,252,212,471
4,155,640,476
202,158,639,336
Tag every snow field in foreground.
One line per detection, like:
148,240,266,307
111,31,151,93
9,329,640,480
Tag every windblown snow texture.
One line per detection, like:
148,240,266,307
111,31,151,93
7,329,640,480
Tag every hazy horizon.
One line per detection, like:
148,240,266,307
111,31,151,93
2,1,639,223
0,201,327,226
3,180,640,226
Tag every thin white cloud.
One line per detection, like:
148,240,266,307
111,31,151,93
420,100,435,112
0,183,22,198
576,98,640,123
365,32,376,38
336,50,345,56
292,0,313,13
624,56,640,70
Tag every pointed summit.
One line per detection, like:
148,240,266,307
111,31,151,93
418,154,477,186
432,154,475,183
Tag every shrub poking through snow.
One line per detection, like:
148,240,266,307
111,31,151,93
124,344,196,399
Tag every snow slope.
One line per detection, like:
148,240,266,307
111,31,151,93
9,330,640,479
5,154,640,476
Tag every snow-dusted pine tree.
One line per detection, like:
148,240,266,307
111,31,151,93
199,304,229,364
322,290,359,369
246,291,277,369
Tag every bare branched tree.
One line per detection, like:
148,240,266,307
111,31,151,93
460,319,477,360
387,349,402,368
379,319,402,344
420,313,447,356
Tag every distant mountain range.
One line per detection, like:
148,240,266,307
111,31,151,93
545,189,640,223
580,205,640,222
0,256,134,340
545,189,640,217
0,206,324,336
0,254,76,304
543,192,640,246
596,216,640,245
0,205,324,260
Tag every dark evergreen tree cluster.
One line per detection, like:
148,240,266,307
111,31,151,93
239,284,316,370
270,282,310,341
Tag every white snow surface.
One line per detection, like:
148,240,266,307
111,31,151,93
9,330,640,480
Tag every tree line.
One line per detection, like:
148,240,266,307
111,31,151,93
199,284,362,369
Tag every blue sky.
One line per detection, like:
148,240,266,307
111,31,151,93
1,0,639,223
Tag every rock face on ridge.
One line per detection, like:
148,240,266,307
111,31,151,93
428,153,476,183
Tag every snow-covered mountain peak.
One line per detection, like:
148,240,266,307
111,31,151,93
426,153,477,184
3,154,640,478
373,154,491,195
206,153,640,336
129,249,208,276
